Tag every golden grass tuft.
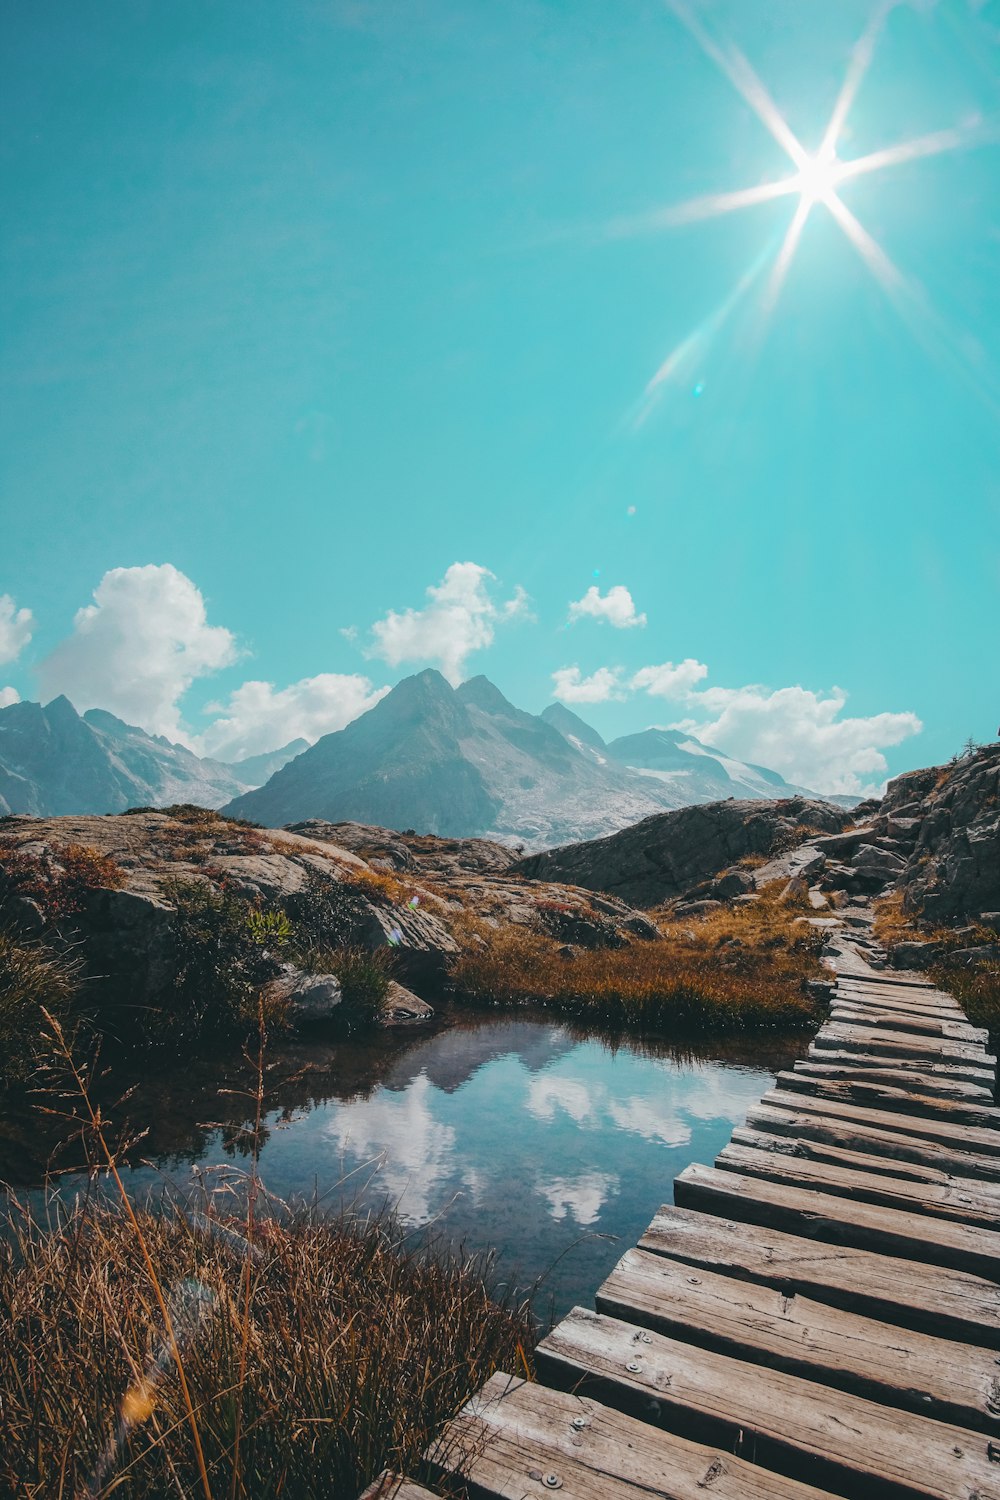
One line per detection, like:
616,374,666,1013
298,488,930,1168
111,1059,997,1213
450,890,823,1033
0,1194,532,1500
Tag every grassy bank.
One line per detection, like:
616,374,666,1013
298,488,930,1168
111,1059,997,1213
0,1192,532,1500
450,888,825,1033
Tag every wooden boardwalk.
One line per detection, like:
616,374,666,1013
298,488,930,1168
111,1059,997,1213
364,933,1000,1500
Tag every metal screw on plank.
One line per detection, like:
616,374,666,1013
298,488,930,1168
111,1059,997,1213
542,1473,563,1489
626,1360,642,1372
570,1416,589,1430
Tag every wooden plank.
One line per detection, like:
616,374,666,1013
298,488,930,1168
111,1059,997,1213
745,1101,1000,1184
814,1022,994,1067
803,1047,995,1088
639,1204,1000,1346
358,1478,441,1500
427,1373,835,1500
762,1086,1000,1156
792,1059,995,1102
537,1305,1000,1498
777,1069,1000,1124
829,1004,988,1045
718,1137,1000,1230
673,1162,1000,1278
835,982,963,1014
836,972,953,993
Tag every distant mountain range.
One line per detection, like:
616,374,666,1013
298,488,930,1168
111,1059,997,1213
0,675,852,842
223,669,843,846
0,696,304,816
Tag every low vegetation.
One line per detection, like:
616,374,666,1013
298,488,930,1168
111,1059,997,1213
0,1194,531,1500
0,928,80,1083
450,888,824,1033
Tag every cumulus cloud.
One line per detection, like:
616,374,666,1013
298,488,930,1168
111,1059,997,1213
0,686,19,708
39,565,238,741
198,673,389,760
568,584,646,629
367,562,530,684
631,658,709,697
550,665,628,703
672,683,922,795
0,595,33,666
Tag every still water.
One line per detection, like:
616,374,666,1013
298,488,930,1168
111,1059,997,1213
7,1009,794,1322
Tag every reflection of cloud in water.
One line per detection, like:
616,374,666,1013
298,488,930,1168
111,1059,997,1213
539,1172,619,1227
606,1096,691,1147
526,1061,764,1147
323,1072,458,1225
526,1074,596,1125
385,1019,574,1095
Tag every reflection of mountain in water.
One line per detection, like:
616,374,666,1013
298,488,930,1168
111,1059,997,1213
383,1017,575,1095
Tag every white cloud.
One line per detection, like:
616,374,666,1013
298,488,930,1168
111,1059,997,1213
39,565,238,741
0,686,19,708
198,673,389,760
0,595,33,666
568,584,646,629
366,562,530,684
672,683,922,796
551,665,627,703
631,658,709,697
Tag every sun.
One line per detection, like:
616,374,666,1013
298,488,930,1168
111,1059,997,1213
794,149,842,208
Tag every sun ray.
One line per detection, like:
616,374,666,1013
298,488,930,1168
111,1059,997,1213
665,0,807,168
837,121,995,183
824,194,904,292
763,197,812,312
605,177,800,238
818,2,891,158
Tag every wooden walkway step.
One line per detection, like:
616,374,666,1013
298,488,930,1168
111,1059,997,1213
745,1101,1000,1183
427,1373,838,1500
537,1305,1000,1497
639,1204,1000,1346
717,1137,1000,1229
761,1086,1000,1157
381,941,1000,1500
674,1162,1000,1277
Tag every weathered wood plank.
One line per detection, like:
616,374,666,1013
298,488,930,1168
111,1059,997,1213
427,1373,835,1500
762,1086,1000,1155
358,1477,441,1500
744,1102,1000,1184
792,1058,995,1101
835,982,963,1013
777,1069,1000,1124
718,1137,1000,1229
537,1305,1000,1497
803,1047,995,1088
639,1204,1000,1346
814,1022,995,1067
674,1162,1000,1277
829,1004,988,1044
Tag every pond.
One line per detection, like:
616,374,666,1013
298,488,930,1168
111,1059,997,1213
3,1008,799,1323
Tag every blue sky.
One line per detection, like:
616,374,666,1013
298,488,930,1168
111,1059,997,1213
1,0,998,793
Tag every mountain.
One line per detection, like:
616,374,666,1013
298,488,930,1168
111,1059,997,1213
226,739,309,787
223,671,837,847
604,726,815,804
0,698,302,816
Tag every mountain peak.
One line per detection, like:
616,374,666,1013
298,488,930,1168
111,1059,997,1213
541,702,607,751
455,675,518,715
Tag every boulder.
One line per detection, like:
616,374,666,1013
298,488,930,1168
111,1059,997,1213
891,940,942,970
265,966,342,1022
851,844,906,874
381,979,434,1023
673,899,724,918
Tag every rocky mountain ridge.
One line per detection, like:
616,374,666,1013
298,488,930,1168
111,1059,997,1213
0,696,304,816
223,669,837,846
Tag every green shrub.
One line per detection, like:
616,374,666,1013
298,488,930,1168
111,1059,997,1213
160,880,291,1043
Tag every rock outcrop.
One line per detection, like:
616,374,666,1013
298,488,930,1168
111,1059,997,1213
889,743,1000,921
513,797,849,908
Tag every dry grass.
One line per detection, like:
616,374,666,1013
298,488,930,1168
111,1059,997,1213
450,890,823,1033
0,1194,532,1500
